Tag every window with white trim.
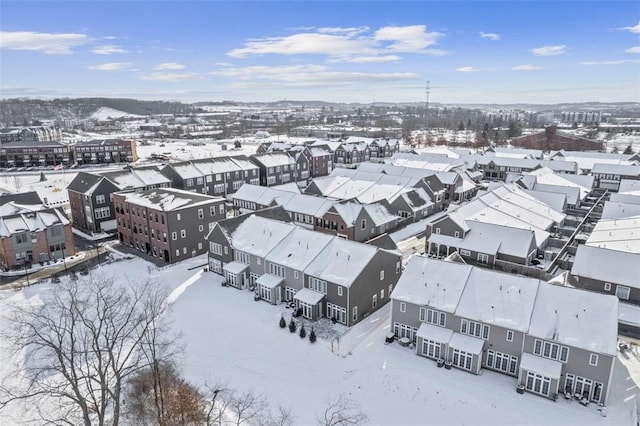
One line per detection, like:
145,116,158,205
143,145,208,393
308,276,327,294
399,302,406,313
379,270,384,280
198,208,204,219
506,330,514,342
589,354,598,366
381,288,385,299
180,229,186,238
234,251,250,264
210,242,222,255
533,339,570,363
269,263,285,278
616,285,630,300
460,319,490,340
176,213,181,221
96,194,106,204
361,219,366,230
372,294,377,309
171,232,177,241
477,253,489,264
459,249,471,257
337,286,343,296
604,282,611,291
352,306,358,322
419,307,446,327
199,224,204,232
94,206,111,219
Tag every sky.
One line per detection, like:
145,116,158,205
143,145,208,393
1,1,639,105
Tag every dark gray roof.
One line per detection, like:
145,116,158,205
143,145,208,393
66,172,112,194
0,139,66,148
0,191,43,207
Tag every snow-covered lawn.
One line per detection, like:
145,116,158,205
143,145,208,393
1,253,638,425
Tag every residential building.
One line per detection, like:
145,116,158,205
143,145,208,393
509,126,603,152
72,139,138,164
114,188,225,264
0,192,76,270
391,255,618,404
591,164,640,191
0,139,71,168
250,153,305,186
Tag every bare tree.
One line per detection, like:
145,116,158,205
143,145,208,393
230,390,268,426
0,273,171,426
317,394,368,426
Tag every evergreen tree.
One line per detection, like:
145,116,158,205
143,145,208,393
309,327,317,343
279,315,286,328
299,324,306,339
623,144,635,155
288,318,297,333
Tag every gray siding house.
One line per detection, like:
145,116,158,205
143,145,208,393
390,255,618,404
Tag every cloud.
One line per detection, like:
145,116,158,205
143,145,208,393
531,45,567,56
480,32,500,41
581,59,640,65
92,45,128,55
456,66,479,72
512,64,543,71
226,25,443,62
339,55,401,63
0,30,88,54
212,64,417,87
625,46,640,54
88,62,132,71
139,72,202,82
621,21,640,34
156,62,186,70
374,25,442,52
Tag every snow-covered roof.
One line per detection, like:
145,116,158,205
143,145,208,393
487,147,543,159
266,227,334,271
448,332,484,355
284,193,334,217
256,273,283,289
591,163,640,176
528,283,618,356
609,193,640,205
294,288,325,305
362,203,397,226
529,167,591,200
118,188,222,211
430,221,536,260
230,215,296,258
520,353,562,380
223,261,249,275
170,162,205,179
305,238,379,287
571,245,639,288
618,179,640,196
391,255,472,313
523,189,568,212
251,153,295,168
601,201,640,220
585,215,640,253
456,268,540,332
0,208,69,237
416,322,454,343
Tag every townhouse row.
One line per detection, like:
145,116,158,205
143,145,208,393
206,207,403,326
390,255,618,405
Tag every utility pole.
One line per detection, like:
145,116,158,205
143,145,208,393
425,80,431,146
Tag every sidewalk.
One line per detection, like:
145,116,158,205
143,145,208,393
1,245,111,290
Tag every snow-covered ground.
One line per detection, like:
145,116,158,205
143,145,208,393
1,253,637,425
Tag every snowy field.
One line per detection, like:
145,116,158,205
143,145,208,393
1,253,637,425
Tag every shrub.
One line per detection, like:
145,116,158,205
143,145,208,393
309,327,316,343
279,315,286,328
288,318,297,333
299,324,306,339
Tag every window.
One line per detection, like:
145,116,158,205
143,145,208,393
172,232,177,241
506,330,514,342
177,213,181,221
257,258,261,265
337,286,343,296
616,285,630,300
420,308,446,327
396,261,401,274
604,282,611,291
534,339,570,363
235,251,250,264
381,288,385,299
269,263,285,278
94,207,110,219
210,242,222,255
372,294,378,309
399,302,406,313
219,204,225,215
198,209,204,219
361,219,366,230
435,227,441,234
589,354,598,366
96,194,105,204
389,284,393,295
186,179,194,187
352,306,358,322
460,319,490,340
459,249,471,257
422,340,441,359
223,246,228,255
477,253,489,264
379,270,384,281
308,276,327,294
454,231,460,238
198,242,202,250
180,229,186,238
210,206,216,216
50,225,62,237
199,225,204,232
